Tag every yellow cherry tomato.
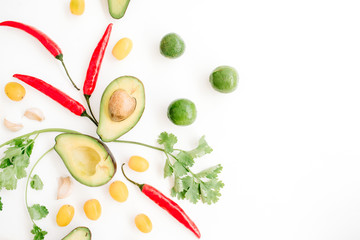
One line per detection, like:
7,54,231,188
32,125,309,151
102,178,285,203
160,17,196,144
83,199,101,220
112,38,133,60
135,213,152,233
70,0,85,15
128,155,149,172
56,204,75,227
5,82,26,101
109,181,129,202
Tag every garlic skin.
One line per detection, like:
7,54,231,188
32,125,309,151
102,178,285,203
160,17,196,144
24,108,45,121
4,118,23,132
57,176,73,200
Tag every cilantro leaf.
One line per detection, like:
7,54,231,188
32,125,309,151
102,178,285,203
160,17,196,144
196,164,223,179
185,181,201,204
161,134,224,204
30,175,44,190
164,158,173,178
0,196,3,211
200,180,224,204
0,166,17,190
31,224,47,240
176,151,194,167
0,137,34,190
28,204,49,220
173,161,188,177
157,132,177,152
187,136,213,158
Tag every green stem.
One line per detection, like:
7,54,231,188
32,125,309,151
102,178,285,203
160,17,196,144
84,95,98,125
0,128,79,149
59,59,80,91
120,163,144,189
113,139,165,152
82,111,98,126
113,140,200,180
25,147,54,225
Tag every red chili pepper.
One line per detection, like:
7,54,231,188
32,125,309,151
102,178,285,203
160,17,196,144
0,21,79,90
13,74,96,125
121,163,201,238
83,23,113,97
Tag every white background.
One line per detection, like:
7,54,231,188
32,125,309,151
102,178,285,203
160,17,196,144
1,0,360,239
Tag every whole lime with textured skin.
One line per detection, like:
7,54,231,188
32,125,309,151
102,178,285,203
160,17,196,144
167,99,197,126
160,33,185,58
209,66,238,93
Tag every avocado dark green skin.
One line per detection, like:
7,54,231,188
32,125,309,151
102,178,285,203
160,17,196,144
108,0,131,19
160,33,185,59
62,226,91,240
54,133,117,187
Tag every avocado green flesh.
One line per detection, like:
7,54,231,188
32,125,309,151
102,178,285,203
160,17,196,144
97,76,145,142
62,227,91,240
54,134,116,187
108,0,130,19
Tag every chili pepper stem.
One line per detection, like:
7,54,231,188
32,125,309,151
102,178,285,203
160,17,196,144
84,94,98,124
82,111,98,126
56,54,80,91
121,163,144,190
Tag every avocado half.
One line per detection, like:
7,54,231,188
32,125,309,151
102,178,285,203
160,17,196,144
62,227,91,240
54,133,116,187
97,76,145,142
108,0,131,19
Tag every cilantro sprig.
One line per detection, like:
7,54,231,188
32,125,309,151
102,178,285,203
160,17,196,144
158,132,224,204
0,136,35,190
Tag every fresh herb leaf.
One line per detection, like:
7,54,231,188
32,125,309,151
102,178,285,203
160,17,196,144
0,137,34,190
196,164,223,179
200,180,224,204
159,132,224,204
157,132,177,152
0,166,17,190
187,136,213,158
173,161,188,177
0,196,3,211
30,175,44,190
164,158,173,178
28,204,49,220
185,181,201,204
176,151,194,167
31,224,47,240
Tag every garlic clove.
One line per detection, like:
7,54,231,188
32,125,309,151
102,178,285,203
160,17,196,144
57,176,73,200
24,108,45,121
4,118,23,132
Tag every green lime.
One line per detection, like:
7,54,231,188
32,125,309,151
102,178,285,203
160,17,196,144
209,66,238,93
167,99,197,126
160,33,185,58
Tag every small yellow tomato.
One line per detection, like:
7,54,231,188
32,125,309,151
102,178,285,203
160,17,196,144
56,204,75,227
135,213,152,233
83,199,101,220
5,82,26,101
128,155,149,172
112,38,133,60
109,181,129,202
70,0,85,16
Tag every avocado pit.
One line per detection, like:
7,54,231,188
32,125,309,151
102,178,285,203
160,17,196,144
108,89,136,122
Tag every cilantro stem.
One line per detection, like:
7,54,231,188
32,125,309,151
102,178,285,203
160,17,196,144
25,147,54,225
113,140,201,181
113,139,165,152
0,128,79,149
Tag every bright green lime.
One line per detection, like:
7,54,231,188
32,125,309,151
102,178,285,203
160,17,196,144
167,99,196,126
209,66,238,93
160,33,185,58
